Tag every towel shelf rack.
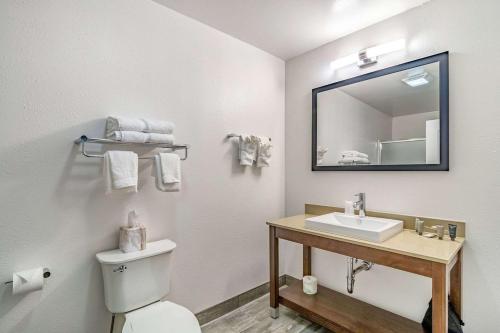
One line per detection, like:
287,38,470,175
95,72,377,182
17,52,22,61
74,135,189,160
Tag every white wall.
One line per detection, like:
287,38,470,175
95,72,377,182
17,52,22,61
317,90,391,164
392,111,439,140
0,1,285,332
285,0,500,330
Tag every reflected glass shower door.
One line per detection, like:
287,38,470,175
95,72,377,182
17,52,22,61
379,139,426,165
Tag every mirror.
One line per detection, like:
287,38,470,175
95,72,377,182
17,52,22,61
312,52,449,171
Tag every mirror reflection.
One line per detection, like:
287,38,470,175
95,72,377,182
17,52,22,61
316,62,440,167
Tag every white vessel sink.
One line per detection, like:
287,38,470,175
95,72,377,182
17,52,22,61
305,212,403,243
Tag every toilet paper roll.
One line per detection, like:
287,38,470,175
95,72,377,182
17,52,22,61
12,267,44,295
303,275,318,295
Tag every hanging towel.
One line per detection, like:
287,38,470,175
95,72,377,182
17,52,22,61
106,116,175,136
341,151,369,159
103,151,138,194
256,137,272,168
152,153,181,192
239,135,259,166
109,131,175,144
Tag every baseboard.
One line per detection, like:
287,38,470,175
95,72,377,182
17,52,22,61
196,275,289,325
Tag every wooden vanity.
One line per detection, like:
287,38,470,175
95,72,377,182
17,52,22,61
268,204,465,333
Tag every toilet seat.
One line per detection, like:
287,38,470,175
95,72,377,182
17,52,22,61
122,301,201,333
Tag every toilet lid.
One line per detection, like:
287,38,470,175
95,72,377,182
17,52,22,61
122,301,201,333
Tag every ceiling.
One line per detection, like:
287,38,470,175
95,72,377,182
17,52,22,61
154,0,431,60
340,62,440,117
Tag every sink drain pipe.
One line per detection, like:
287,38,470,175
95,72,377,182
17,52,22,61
346,257,373,294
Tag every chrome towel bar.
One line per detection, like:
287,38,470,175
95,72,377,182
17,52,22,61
74,135,189,160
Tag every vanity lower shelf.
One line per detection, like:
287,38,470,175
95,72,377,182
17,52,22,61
280,278,424,333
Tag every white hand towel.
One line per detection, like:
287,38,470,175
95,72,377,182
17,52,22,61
256,137,272,168
152,154,180,192
109,131,175,144
106,116,175,136
239,135,259,166
103,151,138,194
341,151,369,159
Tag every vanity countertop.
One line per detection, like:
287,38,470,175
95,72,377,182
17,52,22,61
267,214,464,264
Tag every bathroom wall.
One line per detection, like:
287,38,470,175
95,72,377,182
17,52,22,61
0,1,284,332
285,0,500,330
317,90,391,164
392,111,439,140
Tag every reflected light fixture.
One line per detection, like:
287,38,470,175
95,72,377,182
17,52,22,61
402,68,432,87
330,39,406,70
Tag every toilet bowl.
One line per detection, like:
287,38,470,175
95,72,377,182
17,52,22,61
121,301,200,333
96,239,201,333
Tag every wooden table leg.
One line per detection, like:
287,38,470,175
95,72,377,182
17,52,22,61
269,226,279,318
303,245,312,276
432,262,448,332
450,248,463,318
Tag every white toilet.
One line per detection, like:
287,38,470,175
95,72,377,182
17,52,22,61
96,239,201,333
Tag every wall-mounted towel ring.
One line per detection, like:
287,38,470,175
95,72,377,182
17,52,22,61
226,133,271,141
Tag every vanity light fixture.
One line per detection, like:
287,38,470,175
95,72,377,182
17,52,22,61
330,39,406,70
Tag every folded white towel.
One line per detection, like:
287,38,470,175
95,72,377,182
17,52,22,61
147,133,175,144
256,137,272,168
239,135,259,166
341,151,369,159
338,157,371,165
103,151,138,194
152,153,180,192
109,131,148,143
109,131,175,144
106,116,175,136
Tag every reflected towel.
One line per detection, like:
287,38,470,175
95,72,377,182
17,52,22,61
341,151,369,159
338,157,370,165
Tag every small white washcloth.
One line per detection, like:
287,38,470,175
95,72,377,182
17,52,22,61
109,131,175,144
106,116,175,136
341,150,369,159
152,153,181,192
239,135,259,166
256,137,272,167
103,151,138,194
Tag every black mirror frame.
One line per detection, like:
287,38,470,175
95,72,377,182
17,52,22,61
312,51,449,171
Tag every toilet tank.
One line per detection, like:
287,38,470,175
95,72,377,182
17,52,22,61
96,239,176,314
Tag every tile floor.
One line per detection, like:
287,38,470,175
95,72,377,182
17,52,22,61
201,294,332,333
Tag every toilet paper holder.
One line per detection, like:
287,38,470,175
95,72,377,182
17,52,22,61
4,268,51,285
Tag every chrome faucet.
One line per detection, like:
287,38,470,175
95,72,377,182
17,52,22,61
353,193,366,218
